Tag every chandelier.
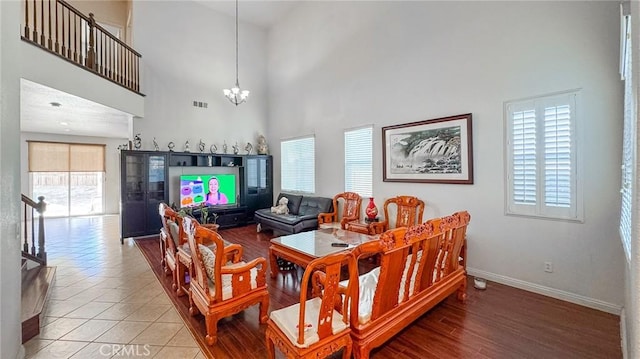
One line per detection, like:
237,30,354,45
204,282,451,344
223,0,250,105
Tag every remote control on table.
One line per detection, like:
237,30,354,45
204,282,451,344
331,242,349,247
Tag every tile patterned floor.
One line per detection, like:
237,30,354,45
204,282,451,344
24,215,206,359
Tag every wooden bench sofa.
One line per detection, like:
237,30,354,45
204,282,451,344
346,211,470,359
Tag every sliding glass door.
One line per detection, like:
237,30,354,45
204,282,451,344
32,172,104,217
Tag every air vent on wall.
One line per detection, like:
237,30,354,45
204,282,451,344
192,101,208,109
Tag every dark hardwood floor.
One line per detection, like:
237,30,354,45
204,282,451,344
143,224,621,359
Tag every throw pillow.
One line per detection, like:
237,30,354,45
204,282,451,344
199,244,217,281
167,219,180,247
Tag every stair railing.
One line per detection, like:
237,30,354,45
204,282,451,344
21,194,47,266
21,0,142,94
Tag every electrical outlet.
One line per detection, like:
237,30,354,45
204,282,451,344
544,261,553,273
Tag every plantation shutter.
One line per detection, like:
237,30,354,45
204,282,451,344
281,136,315,193
544,104,572,208
344,126,373,197
512,109,537,205
506,91,580,220
620,10,633,261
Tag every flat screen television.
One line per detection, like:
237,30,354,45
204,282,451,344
179,174,236,208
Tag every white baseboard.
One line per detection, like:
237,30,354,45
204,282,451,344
467,267,622,315
16,345,25,359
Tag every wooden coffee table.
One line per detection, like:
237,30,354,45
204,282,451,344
269,227,379,278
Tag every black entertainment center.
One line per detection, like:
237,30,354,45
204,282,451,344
119,150,273,241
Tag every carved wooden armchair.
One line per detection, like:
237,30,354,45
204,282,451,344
379,195,425,231
159,202,184,295
265,250,357,359
182,216,269,345
318,192,362,229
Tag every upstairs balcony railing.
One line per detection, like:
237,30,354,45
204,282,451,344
22,0,142,94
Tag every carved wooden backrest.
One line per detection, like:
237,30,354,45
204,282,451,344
350,221,442,324
183,216,223,300
336,192,362,225
297,250,357,345
159,203,182,254
382,196,425,229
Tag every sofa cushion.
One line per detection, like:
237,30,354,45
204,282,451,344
277,193,303,215
298,196,333,217
340,267,380,325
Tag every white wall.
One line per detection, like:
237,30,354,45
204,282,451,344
20,132,126,215
268,1,624,311
1,1,25,357
131,1,268,153
20,42,144,118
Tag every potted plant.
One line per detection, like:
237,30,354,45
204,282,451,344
200,204,219,231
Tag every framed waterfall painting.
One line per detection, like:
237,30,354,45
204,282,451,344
382,113,473,184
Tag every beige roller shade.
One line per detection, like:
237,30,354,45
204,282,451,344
28,141,105,172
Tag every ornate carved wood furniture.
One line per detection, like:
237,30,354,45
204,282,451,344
346,211,470,359
182,216,269,345
159,203,183,295
379,195,425,231
318,192,362,230
265,250,357,359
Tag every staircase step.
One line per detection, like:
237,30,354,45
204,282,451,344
21,266,56,344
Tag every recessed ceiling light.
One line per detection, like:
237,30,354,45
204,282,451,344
50,102,61,107
59,121,68,126
63,129,70,132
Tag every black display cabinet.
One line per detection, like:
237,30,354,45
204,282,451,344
120,150,169,242
243,155,273,220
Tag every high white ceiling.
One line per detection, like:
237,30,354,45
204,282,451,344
20,1,298,139
20,79,131,139
195,0,298,28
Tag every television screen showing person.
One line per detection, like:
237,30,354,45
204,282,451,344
206,176,229,205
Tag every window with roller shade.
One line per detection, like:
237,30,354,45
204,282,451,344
344,126,373,197
505,91,582,221
280,136,315,193
28,141,106,217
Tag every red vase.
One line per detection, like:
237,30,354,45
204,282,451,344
365,197,378,220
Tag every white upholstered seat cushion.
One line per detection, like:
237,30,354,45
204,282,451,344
269,297,348,348
205,261,259,300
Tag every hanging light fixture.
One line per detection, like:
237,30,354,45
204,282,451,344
223,0,250,105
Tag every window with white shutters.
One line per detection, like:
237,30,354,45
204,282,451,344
619,10,633,262
280,136,315,193
345,126,373,197
505,91,581,221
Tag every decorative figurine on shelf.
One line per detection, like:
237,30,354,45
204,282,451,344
232,142,239,155
256,135,268,155
133,134,142,150
210,144,217,154
117,143,128,151
168,141,175,152
184,140,190,152
365,197,378,222
198,139,205,153
244,142,253,155
153,137,160,151
223,141,228,154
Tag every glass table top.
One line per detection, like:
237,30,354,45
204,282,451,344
270,227,379,258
